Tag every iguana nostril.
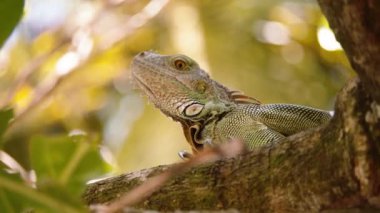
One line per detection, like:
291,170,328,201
139,51,146,57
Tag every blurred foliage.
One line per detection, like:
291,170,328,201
0,0,353,211
30,133,107,202
0,109,13,144
0,0,24,48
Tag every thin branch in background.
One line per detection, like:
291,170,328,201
0,37,70,109
99,0,170,49
104,0,138,7
4,0,170,135
91,141,246,213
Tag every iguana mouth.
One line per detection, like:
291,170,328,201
131,72,155,99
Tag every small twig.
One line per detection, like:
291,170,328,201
91,141,246,213
99,0,170,50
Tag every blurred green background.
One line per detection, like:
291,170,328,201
0,0,353,211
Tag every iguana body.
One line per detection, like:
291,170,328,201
131,51,331,152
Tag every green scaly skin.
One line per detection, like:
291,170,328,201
131,51,332,152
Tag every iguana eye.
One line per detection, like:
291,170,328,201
174,59,188,71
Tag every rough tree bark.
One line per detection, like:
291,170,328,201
84,0,380,211
318,0,380,103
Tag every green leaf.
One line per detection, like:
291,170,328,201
0,0,24,48
0,108,13,145
30,133,108,205
0,170,81,212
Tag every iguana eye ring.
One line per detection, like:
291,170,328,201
178,101,204,117
184,103,204,117
174,59,187,71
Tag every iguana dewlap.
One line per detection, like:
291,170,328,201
131,51,331,153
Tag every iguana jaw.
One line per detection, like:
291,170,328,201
132,72,155,99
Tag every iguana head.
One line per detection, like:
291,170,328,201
131,51,237,123
131,51,260,151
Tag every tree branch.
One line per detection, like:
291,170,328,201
84,79,380,211
84,0,380,211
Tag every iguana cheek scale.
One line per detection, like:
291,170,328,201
131,51,332,153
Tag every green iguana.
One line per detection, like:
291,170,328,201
131,51,332,154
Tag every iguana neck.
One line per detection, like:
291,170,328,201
180,109,232,152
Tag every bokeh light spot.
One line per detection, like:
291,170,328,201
317,27,342,51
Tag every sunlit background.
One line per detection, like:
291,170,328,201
1,0,353,176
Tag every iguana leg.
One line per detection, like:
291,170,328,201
252,104,332,136
244,128,286,149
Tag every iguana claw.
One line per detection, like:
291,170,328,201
178,150,193,160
